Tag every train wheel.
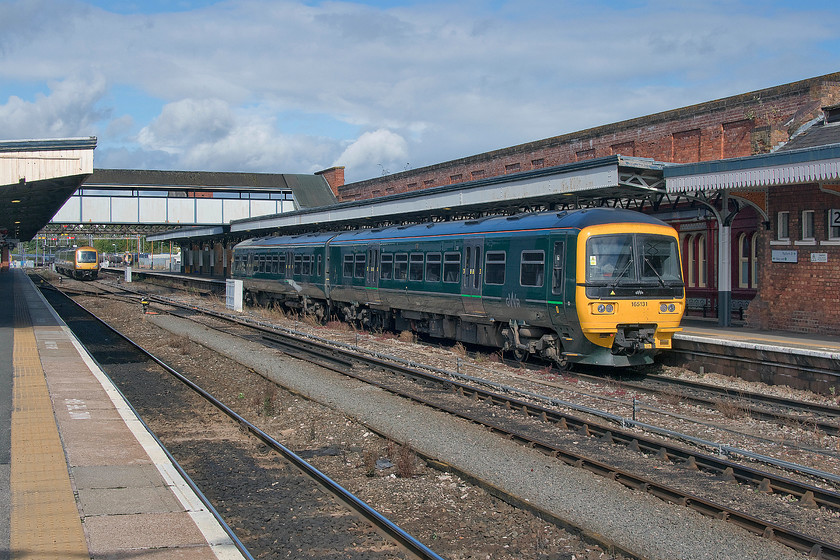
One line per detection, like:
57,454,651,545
554,356,570,371
512,348,529,362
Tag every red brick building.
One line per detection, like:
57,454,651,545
334,73,840,202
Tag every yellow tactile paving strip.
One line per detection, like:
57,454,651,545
10,278,89,559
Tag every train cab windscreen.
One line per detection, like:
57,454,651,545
585,234,682,298
78,250,98,264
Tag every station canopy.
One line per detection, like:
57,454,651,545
151,155,672,241
0,137,97,245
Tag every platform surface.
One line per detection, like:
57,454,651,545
677,317,840,358
1,269,244,560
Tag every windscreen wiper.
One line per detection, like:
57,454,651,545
610,259,633,289
643,256,666,287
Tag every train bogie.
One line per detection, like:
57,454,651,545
232,208,685,368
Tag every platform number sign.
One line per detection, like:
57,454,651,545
832,209,840,240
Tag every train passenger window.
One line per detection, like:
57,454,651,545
354,253,366,278
343,254,354,278
394,253,408,281
520,251,544,287
277,254,286,278
294,254,302,275
552,242,565,294
270,256,278,274
317,255,322,276
257,256,265,274
409,253,424,281
443,252,461,283
485,251,506,285
380,253,394,280
302,255,312,276
426,253,441,282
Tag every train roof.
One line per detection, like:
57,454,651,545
234,208,669,249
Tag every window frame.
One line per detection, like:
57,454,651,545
354,253,366,279
394,253,408,281
443,252,461,283
380,253,394,280
484,250,506,286
802,210,815,241
409,253,424,282
520,250,545,287
777,211,790,241
425,252,442,282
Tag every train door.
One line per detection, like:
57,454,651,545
549,237,568,323
366,242,381,304
462,238,485,315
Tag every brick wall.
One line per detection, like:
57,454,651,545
339,73,840,202
745,184,840,332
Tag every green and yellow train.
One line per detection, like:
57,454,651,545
232,208,685,367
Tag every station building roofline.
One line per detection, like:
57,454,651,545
1,136,97,244
147,154,667,242
664,143,840,192
149,225,227,242
0,136,98,152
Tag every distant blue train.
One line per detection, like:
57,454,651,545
232,208,685,367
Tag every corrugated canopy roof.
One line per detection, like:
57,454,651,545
664,144,840,193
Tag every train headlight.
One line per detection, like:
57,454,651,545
659,303,678,314
593,303,615,315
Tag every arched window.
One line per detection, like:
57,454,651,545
750,234,758,289
697,234,707,288
685,234,696,287
738,233,749,288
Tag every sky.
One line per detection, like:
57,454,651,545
1,1,840,184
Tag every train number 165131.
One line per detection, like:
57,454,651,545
631,301,647,307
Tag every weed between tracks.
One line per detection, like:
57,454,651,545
714,398,750,419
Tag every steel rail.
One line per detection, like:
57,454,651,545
75,283,840,553
88,286,840,557
50,286,447,560
255,334,840,558
138,290,840,503
642,372,840,417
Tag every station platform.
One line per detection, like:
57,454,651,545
677,317,840,358
671,318,840,395
0,269,245,560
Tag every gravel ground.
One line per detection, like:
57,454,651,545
70,286,627,560
59,271,833,560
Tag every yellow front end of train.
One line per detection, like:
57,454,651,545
575,222,684,360
56,246,100,280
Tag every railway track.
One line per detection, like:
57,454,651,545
37,280,445,560
63,280,840,558
83,274,840,438
41,273,840,557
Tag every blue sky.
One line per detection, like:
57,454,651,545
1,0,839,183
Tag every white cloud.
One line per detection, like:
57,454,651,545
1,1,839,182
0,74,108,139
334,129,409,177
135,97,337,173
